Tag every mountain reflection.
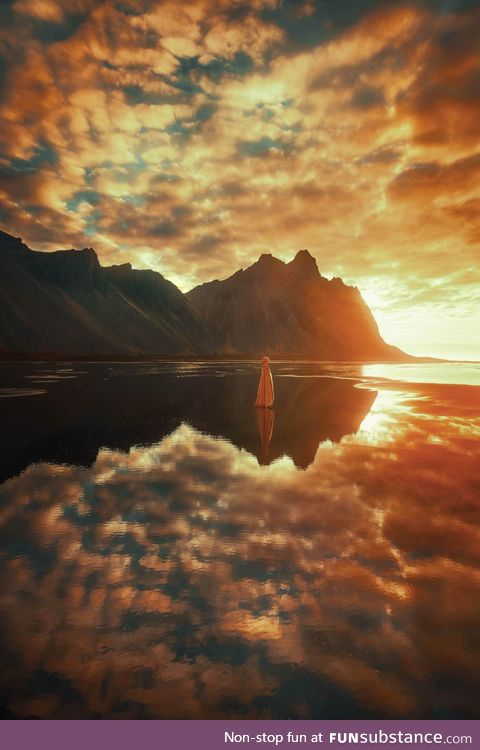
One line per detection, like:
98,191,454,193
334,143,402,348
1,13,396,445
0,363,376,481
0,364,479,719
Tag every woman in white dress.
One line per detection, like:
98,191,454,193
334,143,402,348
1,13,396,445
255,356,274,408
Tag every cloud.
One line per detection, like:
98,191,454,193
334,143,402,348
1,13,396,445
388,153,480,201
13,0,64,22
396,5,480,151
0,0,479,357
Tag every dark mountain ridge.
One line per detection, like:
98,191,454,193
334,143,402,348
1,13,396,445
188,249,406,361
0,230,210,356
0,229,410,360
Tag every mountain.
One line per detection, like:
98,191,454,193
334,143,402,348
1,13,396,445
187,249,406,360
0,229,409,360
0,230,210,356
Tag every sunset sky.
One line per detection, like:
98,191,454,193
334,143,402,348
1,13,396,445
0,0,479,359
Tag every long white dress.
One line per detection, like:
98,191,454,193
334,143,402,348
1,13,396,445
255,356,274,407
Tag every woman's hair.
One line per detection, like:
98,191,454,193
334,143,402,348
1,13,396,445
262,356,269,364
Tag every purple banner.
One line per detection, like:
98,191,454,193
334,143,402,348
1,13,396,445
0,721,478,750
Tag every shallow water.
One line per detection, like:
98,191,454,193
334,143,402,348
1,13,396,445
0,361,479,718
362,362,480,386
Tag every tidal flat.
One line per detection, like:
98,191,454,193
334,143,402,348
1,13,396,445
0,361,479,719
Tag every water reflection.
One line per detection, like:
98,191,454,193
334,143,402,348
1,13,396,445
0,364,479,719
257,408,274,463
0,363,376,481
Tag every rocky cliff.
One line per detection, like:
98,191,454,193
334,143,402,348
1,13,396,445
188,249,405,360
0,230,210,356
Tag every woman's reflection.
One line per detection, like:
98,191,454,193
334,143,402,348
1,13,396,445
256,405,275,464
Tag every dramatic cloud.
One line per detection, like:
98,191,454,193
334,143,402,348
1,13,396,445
0,0,479,358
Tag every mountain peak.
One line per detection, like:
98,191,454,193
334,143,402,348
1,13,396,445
288,249,319,277
0,230,30,255
257,252,284,266
78,247,100,266
45,247,101,278
248,253,285,276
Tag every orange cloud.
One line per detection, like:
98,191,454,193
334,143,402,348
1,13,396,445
0,0,479,358
13,0,65,22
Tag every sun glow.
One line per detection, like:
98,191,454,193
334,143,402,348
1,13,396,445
356,389,410,444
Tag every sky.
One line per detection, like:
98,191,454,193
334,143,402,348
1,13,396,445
0,0,479,359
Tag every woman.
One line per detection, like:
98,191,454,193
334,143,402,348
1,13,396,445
255,356,274,408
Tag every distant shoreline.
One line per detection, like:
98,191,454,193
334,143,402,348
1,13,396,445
0,350,459,364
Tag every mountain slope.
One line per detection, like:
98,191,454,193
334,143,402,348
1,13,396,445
188,249,406,360
0,230,410,360
0,230,210,356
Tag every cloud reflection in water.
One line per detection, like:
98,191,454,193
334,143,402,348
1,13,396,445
0,372,479,719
